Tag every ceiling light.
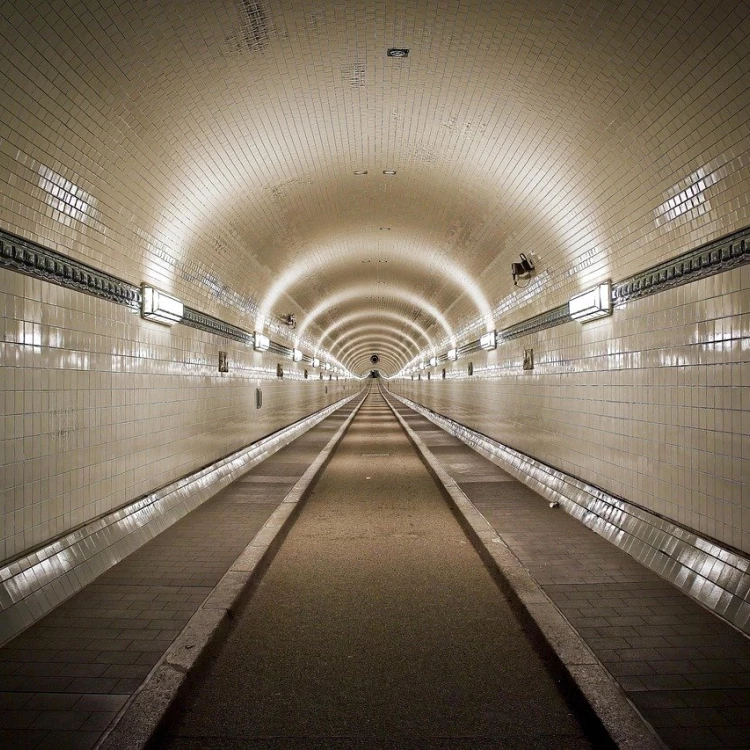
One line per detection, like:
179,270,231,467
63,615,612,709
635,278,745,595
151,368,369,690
141,285,183,325
569,282,612,322
480,331,497,350
447,348,457,361
325,362,331,370
380,227,391,231
254,332,270,351
429,356,437,367
383,170,397,176
387,48,409,58
312,357,320,368
292,348,303,362
354,170,368,175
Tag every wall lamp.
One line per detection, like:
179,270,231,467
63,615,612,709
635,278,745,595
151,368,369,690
419,362,426,370
141,284,183,325
254,332,270,351
480,331,497,350
569,281,612,322
292,348,303,362
511,253,535,286
447,348,458,361
429,356,437,367
312,357,320,368
325,362,331,370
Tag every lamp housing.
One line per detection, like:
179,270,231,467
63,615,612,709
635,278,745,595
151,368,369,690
480,331,497,351
254,333,270,351
141,285,183,325
569,282,612,322
292,348,303,362
447,348,458,361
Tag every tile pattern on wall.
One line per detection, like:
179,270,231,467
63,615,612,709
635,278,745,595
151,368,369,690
391,264,750,554
0,390,362,647
0,268,359,562
1,1,749,373
387,389,750,637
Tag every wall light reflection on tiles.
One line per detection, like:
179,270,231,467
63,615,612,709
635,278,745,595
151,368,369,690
654,167,720,228
38,166,95,227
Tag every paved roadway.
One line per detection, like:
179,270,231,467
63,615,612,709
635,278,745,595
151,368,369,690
157,389,605,749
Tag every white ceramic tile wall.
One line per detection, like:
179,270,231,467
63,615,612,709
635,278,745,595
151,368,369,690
1,1,750,557
0,268,358,561
390,264,750,553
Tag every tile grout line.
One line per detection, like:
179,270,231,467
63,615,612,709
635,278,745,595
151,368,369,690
379,385,665,750
0,392,364,649
95,387,371,750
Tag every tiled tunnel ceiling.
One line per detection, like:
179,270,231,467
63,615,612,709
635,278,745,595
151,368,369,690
1,0,749,373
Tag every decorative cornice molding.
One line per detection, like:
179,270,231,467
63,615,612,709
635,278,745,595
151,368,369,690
0,228,140,308
3,224,749,361
497,303,571,342
613,226,750,304
182,307,254,345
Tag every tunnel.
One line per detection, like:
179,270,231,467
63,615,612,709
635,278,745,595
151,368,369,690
0,0,749,747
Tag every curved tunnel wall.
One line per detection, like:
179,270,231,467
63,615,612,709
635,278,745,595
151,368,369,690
1,0,749,560
387,259,749,553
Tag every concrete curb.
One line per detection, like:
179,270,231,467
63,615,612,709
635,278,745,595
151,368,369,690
381,387,665,750
96,389,369,750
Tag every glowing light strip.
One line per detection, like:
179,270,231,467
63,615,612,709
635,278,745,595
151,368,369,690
255,242,493,333
331,325,422,360
315,310,434,352
296,285,455,345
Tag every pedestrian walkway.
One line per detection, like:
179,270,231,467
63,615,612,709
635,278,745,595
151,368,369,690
0,397,361,750
2,385,748,749
156,390,604,749
384,389,750,750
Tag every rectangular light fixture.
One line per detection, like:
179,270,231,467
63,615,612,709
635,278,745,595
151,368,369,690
569,281,612,322
292,348,303,362
312,357,320,368
446,348,457,361
254,332,270,351
325,362,331,370
141,285,183,325
480,331,497,350
429,356,437,367
419,362,426,370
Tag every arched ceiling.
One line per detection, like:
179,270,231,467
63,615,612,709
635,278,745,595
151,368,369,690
2,0,748,373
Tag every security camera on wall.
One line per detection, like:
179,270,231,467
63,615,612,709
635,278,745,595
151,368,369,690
280,312,297,328
511,253,535,286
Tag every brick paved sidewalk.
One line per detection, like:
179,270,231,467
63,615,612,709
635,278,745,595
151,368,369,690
0,402,357,750
391,401,750,750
